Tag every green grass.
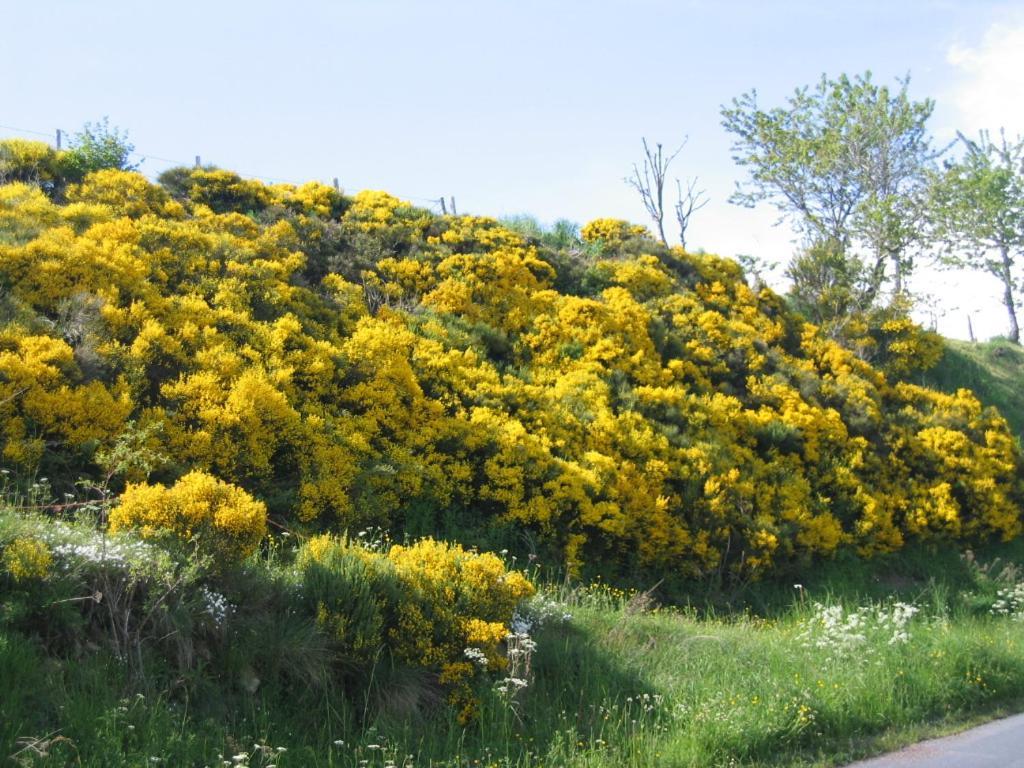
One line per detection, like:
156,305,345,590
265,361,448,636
918,338,1024,441
6,520,1024,766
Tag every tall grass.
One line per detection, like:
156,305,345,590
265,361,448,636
6,509,1024,767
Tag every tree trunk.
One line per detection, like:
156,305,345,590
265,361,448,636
862,252,887,306
890,253,903,297
999,246,1020,344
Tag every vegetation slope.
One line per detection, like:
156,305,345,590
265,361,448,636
2,139,1024,766
0,139,1021,582
921,338,1024,442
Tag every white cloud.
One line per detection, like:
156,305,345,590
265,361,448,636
947,18,1024,136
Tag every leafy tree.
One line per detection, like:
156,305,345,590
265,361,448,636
786,237,870,337
930,130,1024,344
62,118,137,181
722,72,943,300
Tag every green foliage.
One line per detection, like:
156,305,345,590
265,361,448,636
722,71,943,298
930,130,1024,343
920,338,1024,441
7,529,1024,765
61,118,137,181
296,536,399,668
0,506,535,745
786,237,870,335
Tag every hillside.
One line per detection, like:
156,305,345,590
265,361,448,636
921,338,1024,442
4,140,1024,767
0,140,1022,583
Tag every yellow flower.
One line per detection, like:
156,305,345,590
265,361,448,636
3,537,52,582
109,471,267,562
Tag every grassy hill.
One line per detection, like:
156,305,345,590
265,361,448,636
919,339,1024,442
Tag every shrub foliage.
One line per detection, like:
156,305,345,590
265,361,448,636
109,470,268,562
0,141,1021,580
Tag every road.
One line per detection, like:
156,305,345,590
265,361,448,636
848,713,1024,767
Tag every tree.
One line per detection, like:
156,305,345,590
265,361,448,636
674,176,708,250
62,118,137,181
721,72,944,301
786,237,871,337
627,138,677,245
627,137,706,248
930,130,1024,344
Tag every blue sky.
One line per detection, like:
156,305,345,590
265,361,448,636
3,0,1023,338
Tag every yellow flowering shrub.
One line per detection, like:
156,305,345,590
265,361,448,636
270,181,347,218
0,183,60,242
298,535,534,722
580,217,649,246
0,159,1019,585
109,471,267,562
387,538,534,658
0,139,65,190
176,168,273,214
2,536,53,582
66,169,180,219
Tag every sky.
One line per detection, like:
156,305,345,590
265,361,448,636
2,0,1023,340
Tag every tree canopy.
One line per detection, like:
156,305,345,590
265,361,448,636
930,130,1024,343
722,72,944,300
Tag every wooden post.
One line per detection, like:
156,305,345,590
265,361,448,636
195,155,201,169
439,197,447,215
55,129,62,150
450,196,457,216
332,177,340,191
968,314,976,343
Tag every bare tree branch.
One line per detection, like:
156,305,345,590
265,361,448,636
627,138,685,245
674,176,709,250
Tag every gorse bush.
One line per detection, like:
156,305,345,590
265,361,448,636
298,535,535,722
0,142,1021,582
580,217,650,248
109,471,268,562
1,535,52,582
297,534,398,666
